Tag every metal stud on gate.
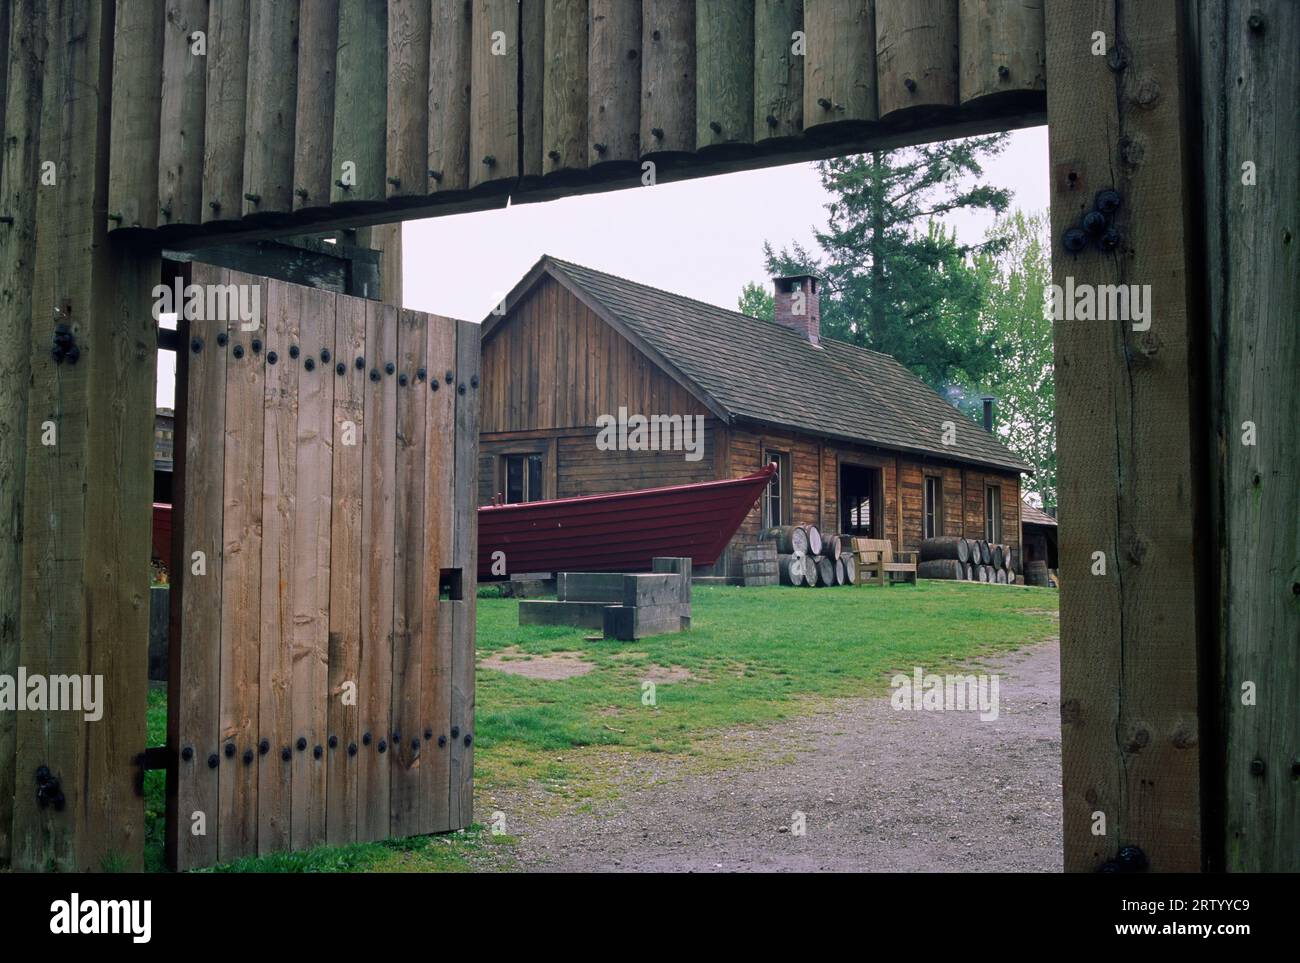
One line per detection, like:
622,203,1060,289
363,731,372,746
289,344,300,360
321,348,331,363
450,726,459,739
217,332,228,347
336,362,346,376
356,355,365,370
370,368,380,382
251,338,262,354
268,350,278,365
243,748,254,765
281,746,292,762
304,357,316,372
232,344,244,360
385,361,395,375
348,742,358,756
328,735,338,749
438,735,446,748
224,742,236,758
208,753,219,769
296,736,307,751
313,745,323,760
181,746,194,762
378,739,388,753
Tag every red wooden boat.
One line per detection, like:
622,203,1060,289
477,464,775,580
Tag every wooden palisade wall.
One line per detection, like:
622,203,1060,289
105,0,1047,246
168,267,478,871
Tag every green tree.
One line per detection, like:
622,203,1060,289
737,280,774,320
972,210,1057,511
752,136,1012,391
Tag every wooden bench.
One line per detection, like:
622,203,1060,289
852,537,918,586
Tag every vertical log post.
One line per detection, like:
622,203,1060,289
588,0,642,168
754,0,803,144
542,0,589,178
202,0,251,223
957,0,1045,107
802,0,877,137
108,0,165,229
387,0,432,199
875,0,957,119
470,0,520,190
428,0,473,193
16,0,157,871
332,0,388,205
243,0,299,218
695,0,755,152
641,0,695,159
1046,0,1204,872
1196,0,1299,872
0,0,45,869
158,0,209,227
293,0,340,210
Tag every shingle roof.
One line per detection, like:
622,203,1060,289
489,256,1032,474
1020,498,1058,526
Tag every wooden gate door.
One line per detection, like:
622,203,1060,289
166,263,478,871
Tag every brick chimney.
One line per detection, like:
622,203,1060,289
773,274,821,345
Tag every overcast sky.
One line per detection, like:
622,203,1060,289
157,126,1048,408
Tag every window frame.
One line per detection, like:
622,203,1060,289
501,451,546,504
924,474,943,539
985,483,1002,542
761,449,790,529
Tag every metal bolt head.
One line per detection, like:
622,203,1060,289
356,356,366,369
321,348,331,363
207,753,219,769
336,361,346,376
384,361,395,375
1082,210,1107,235
232,344,244,359
1116,845,1148,872
348,742,358,756
289,344,300,360
370,368,380,382
191,337,203,353
267,350,278,364
259,739,270,755
416,367,427,381
438,735,447,748
1097,226,1122,251
1094,189,1122,215
1062,228,1089,254
445,370,454,383
296,737,307,751
181,746,194,762
243,748,254,765
281,746,292,762
424,728,433,741
251,338,262,354
304,357,316,372
328,735,338,749
398,373,408,386
363,731,372,745
451,726,459,739
1250,757,1266,776
411,738,420,751
470,374,479,388
904,77,917,92
313,745,323,759
464,733,472,747
378,740,388,753
224,742,236,758
36,765,51,783
217,332,229,347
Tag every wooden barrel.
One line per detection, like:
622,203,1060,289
777,552,806,586
964,562,975,581
815,554,835,587
806,524,824,556
800,554,817,586
762,524,809,555
995,568,1008,584
918,558,963,580
842,552,857,584
977,565,990,583
1025,559,1050,587
834,556,846,585
991,543,1005,569
824,533,842,560
743,542,779,586
920,535,970,563
977,540,992,565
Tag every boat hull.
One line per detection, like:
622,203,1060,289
477,466,775,579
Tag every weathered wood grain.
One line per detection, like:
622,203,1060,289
755,0,803,142
170,264,230,872
449,319,480,828
15,0,153,874
1198,0,1299,873
957,0,1045,106
333,0,388,204
390,309,427,835
326,294,367,846
542,0,588,175
470,0,520,188
202,0,251,222
256,277,300,855
294,0,340,209
696,0,755,150
803,0,877,133
875,0,958,117
641,0,695,157
428,0,473,192
520,0,545,180
358,300,397,841
423,315,458,833
1046,0,1203,872
292,284,334,850
0,0,45,868
243,0,299,217
589,0,641,166
218,271,267,862
387,0,432,198
159,0,209,226
108,0,164,228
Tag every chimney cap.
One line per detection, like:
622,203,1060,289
774,272,820,287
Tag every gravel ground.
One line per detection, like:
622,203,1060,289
494,638,1063,872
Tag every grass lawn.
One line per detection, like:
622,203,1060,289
145,580,1058,872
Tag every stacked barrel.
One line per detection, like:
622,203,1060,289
918,535,1017,583
761,524,858,587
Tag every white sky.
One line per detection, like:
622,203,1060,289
157,126,1048,408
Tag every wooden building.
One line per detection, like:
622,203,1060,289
479,256,1032,576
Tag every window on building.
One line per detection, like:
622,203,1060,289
924,475,942,539
503,453,544,503
985,484,1002,542
762,450,789,528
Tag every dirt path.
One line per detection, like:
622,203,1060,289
494,639,1063,872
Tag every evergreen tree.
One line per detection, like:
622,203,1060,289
755,136,1012,392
